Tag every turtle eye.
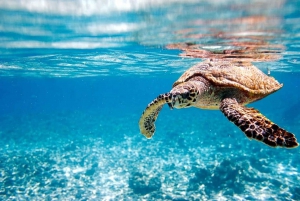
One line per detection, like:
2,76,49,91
181,92,190,99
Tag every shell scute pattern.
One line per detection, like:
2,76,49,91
174,59,282,95
173,63,210,87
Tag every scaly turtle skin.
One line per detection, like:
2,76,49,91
139,59,298,148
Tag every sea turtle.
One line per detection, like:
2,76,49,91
139,59,298,148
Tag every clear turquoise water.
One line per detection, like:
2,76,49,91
0,1,300,200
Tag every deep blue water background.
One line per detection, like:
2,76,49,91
1,0,300,200
1,68,299,123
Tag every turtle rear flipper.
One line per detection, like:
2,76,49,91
220,98,298,148
139,93,172,138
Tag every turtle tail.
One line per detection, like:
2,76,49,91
139,93,172,138
220,98,298,148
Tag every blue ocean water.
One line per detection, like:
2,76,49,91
0,0,300,200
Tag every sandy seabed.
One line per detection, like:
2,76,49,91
0,110,299,201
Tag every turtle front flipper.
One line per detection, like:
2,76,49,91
220,98,298,148
139,93,172,138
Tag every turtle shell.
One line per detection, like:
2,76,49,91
173,59,282,95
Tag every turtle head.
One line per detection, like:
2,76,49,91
139,81,204,139
168,82,200,109
168,91,193,109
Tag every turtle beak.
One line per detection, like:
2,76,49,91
167,93,175,109
168,94,178,110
